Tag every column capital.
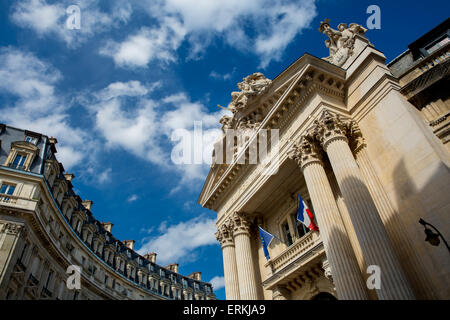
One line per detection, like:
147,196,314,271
288,134,323,170
231,212,253,237
347,120,366,154
4,222,25,235
313,110,351,151
215,223,234,248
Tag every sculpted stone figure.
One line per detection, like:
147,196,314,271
319,19,368,67
219,115,233,133
227,73,271,113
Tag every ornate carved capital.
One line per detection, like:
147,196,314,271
347,120,366,154
215,223,234,248
288,134,323,170
313,110,350,150
231,212,253,237
4,223,24,235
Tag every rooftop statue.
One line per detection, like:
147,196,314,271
319,19,368,67
227,72,272,113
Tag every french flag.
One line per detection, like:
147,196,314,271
297,194,319,232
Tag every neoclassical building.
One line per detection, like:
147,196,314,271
0,125,216,300
199,19,450,300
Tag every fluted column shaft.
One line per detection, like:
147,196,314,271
222,243,240,300
232,213,259,300
324,136,415,299
234,232,259,299
302,160,369,299
356,147,436,299
215,224,240,300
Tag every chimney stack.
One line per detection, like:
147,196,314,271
166,263,179,273
49,136,58,145
101,222,113,233
144,252,157,263
64,173,75,182
123,240,135,251
82,200,93,211
188,271,201,281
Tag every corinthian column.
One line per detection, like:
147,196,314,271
231,212,259,300
288,138,368,300
314,110,415,300
215,222,240,300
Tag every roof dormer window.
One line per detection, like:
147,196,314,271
11,154,27,170
25,136,38,145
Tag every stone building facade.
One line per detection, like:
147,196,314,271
0,125,216,300
199,19,450,300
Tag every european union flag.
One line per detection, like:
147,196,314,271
258,226,275,260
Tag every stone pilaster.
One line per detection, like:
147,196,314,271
314,110,415,300
231,212,259,300
289,137,368,300
215,222,240,300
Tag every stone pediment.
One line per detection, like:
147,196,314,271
199,55,346,210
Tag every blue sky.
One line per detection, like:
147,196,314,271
0,0,448,300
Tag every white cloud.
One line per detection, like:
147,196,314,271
0,47,95,170
99,17,186,67
98,168,112,184
136,216,217,265
209,276,225,290
127,194,138,202
87,81,226,189
11,0,132,47
95,80,151,101
104,0,317,68
209,71,233,81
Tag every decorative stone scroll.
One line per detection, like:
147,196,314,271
319,19,368,67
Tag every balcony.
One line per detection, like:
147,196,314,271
267,231,322,272
0,195,17,204
262,231,324,291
